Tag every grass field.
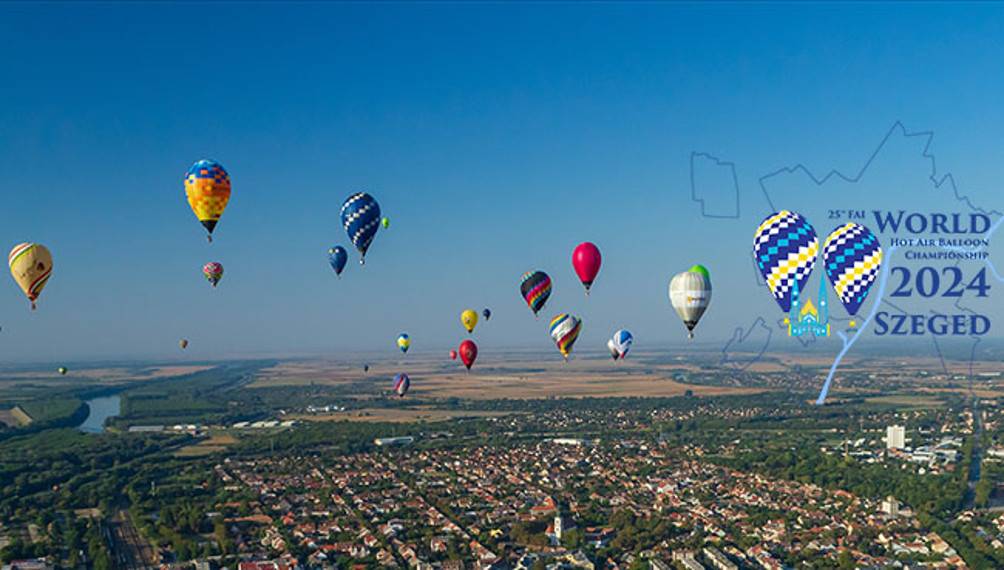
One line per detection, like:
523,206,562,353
174,433,238,457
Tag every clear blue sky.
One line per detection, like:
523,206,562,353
2,2,1004,362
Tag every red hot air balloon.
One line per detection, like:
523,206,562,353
458,340,478,371
572,242,602,295
449,350,458,360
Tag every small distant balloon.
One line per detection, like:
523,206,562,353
184,159,231,242
549,313,582,360
669,265,712,339
397,333,411,353
520,271,552,317
340,192,382,265
364,364,370,373
392,373,410,397
328,246,348,277
459,339,478,371
203,262,224,288
609,329,633,360
449,350,458,361
461,309,479,334
482,308,491,321
572,242,602,296
822,223,883,317
9,243,53,310
179,339,189,349
381,217,390,229
57,367,68,376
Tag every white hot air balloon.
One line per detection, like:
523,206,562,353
669,265,712,339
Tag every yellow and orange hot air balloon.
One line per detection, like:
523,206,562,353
184,159,231,242
9,243,53,310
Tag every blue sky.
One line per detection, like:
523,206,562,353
2,2,1004,362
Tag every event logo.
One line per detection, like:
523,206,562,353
753,211,884,337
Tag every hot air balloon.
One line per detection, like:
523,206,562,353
520,271,552,317
203,262,224,288
179,339,189,349
340,192,381,265
572,242,602,295
669,265,712,339
482,308,491,321
822,223,883,319
449,350,458,360
393,373,410,397
57,367,68,376
328,246,348,277
381,217,390,229
461,309,479,334
610,329,633,359
397,333,411,353
184,159,231,242
607,339,620,360
364,364,370,373
8,243,52,310
753,211,819,312
549,314,582,360
459,339,478,371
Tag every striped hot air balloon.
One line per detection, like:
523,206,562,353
822,223,883,316
9,243,52,310
549,313,582,361
520,271,552,317
392,373,410,397
340,192,381,265
753,211,819,313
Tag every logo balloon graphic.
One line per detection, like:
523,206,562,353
328,246,348,277
184,159,231,242
752,211,819,312
549,313,582,360
822,223,883,317
459,339,478,371
669,265,712,339
572,242,602,295
203,262,224,288
340,192,381,264
520,271,552,317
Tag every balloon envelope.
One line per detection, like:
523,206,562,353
184,160,231,240
753,211,818,312
669,270,712,338
822,223,883,316
381,217,390,229
482,308,491,320
328,246,348,276
610,329,633,359
203,262,224,287
549,313,582,359
340,192,381,264
393,373,410,397
179,339,189,349
459,340,478,370
449,350,458,360
572,242,602,294
397,333,411,353
58,367,68,375
461,309,479,333
8,243,52,310
520,271,552,316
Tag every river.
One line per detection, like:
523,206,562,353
78,395,121,433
